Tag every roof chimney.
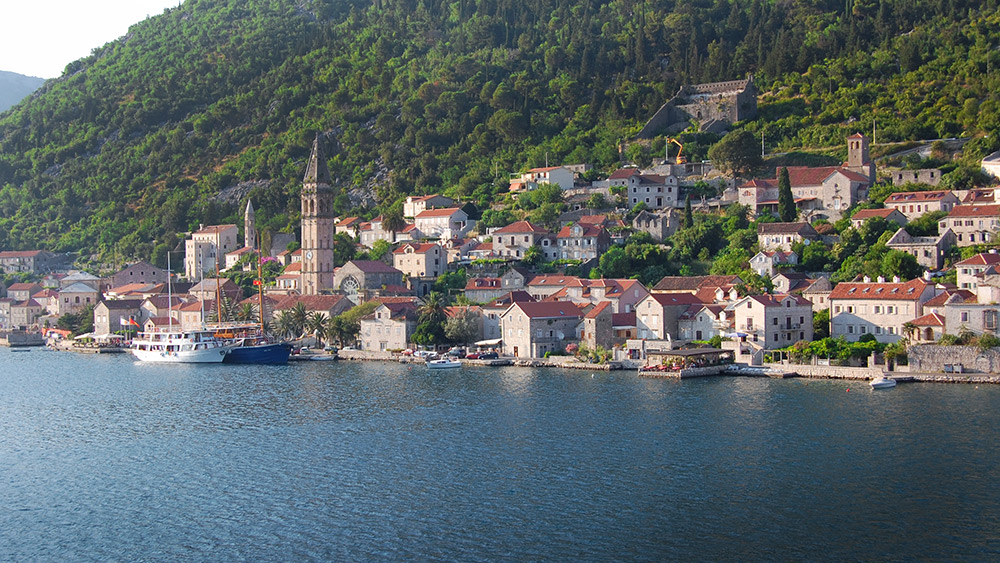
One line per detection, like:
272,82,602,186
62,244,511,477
991,249,998,254
863,276,871,283
892,275,900,283
924,271,932,281
876,276,885,283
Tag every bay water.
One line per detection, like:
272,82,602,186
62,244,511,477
1,348,999,560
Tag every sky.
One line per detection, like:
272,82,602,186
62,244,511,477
0,1,182,79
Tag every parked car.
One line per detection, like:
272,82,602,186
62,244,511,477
478,351,499,359
446,347,466,358
465,352,481,360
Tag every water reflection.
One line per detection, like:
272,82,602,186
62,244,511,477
2,349,1000,560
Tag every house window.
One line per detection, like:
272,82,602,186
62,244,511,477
986,310,998,331
961,311,969,322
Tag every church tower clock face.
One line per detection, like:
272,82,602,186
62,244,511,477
305,250,314,260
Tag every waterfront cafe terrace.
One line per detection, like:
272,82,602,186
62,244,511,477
642,347,735,372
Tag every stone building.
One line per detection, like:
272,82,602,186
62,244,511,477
93,299,143,335
0,250,63,274
300,134,336,294
828,277,937,343
938,204,1000,247
555,223,610,262
184,224,239,280
850,208,907,229
728,293,814,349
756,222,819,252
885,228,956,270
107,261,167,289
333,260,405,302
492,221,555,261
360,301,419,351
637,77,758,137
884,190,959,220
500,301,584,358
890,169,943,186
631,210,677,242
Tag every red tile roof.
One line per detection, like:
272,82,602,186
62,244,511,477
511,301,585,319
465,277,502,290
528,275,581,286
612,312,636,327
648,293,704,306
392,243,440,254
923,289,974,307
955,252,1000,267
415,207,462,218
584,301,612,319
608,168,641,180
7,282,42,291
653,275,742,292
911,312,945,327
494,221,549,234
273,295,346,311
886,190,953,203
193,224,237,235
851,208,901,221
0,250,46,258
946,204,1000,218
556,224,605,238
757,222,819,236
829,278,932,301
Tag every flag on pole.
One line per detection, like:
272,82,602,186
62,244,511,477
129,318,141,328
120,317,130,327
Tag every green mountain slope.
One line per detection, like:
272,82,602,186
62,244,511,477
0,0,998,263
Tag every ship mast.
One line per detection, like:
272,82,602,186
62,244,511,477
257,233,265,334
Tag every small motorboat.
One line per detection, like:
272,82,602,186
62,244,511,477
427,358,462,369
870,376,897,389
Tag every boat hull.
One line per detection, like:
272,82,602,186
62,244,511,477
131,346,231,363
428,360,462,369
870,378,897,389
224,342,292,365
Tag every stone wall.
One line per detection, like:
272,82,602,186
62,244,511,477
907,345,1000,373
763,363,884,380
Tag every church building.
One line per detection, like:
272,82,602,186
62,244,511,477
300,135,336,294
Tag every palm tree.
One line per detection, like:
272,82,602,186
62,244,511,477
236,302,258,323
273,311,296,339
289,302,309,338
382,203,406,243
417,292,446,325
305,312,327,345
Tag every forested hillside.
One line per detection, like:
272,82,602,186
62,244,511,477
0,0,998,263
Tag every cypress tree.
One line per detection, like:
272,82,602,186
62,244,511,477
684,194,694,228
778,167,796,222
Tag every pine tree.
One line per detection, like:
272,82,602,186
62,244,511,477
778,167,796,222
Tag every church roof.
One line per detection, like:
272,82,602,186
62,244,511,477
303,134,332,185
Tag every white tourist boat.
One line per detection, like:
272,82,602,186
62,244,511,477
428,358,462,369
870,376,897,389
130,329,234,363
129,253,233,364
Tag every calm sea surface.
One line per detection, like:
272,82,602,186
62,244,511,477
1,348,999,561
